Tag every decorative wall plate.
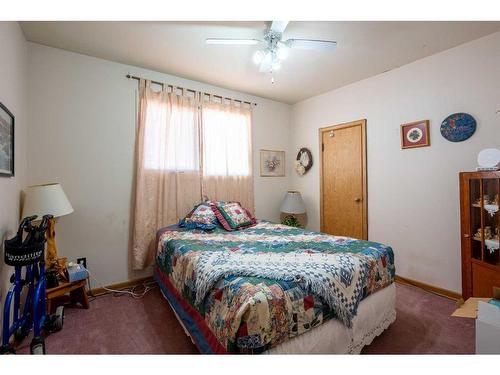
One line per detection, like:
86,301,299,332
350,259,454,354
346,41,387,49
440,113,476,142
295,148,313,175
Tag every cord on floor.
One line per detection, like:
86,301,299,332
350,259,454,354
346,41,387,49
86,271,157,301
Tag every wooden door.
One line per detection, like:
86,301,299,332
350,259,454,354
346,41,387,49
320,120,367,239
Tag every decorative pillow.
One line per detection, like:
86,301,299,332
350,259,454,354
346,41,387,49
179,203,218,231
210,201,256,231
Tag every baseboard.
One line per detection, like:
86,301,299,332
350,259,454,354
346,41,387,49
89,276,154,296
395,275,462,301
88,274,461,301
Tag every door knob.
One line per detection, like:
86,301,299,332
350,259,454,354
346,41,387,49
354,198,362,203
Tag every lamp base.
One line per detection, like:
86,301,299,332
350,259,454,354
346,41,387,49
45,217,58,270
280,213,307,229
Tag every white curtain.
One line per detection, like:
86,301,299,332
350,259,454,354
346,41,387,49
201,100,254,213
132,82,254,269
132,81,201,270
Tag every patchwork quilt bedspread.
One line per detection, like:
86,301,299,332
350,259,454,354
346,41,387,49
155,221,395,353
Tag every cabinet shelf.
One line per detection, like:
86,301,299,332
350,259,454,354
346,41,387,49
472,203,499,211
473,237,500,244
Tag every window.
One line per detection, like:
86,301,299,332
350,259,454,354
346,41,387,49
202,105,251,177
143,96,251,177
143,96,199,172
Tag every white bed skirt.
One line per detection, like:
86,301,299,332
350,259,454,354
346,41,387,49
266,283,396,354
163,282,396,354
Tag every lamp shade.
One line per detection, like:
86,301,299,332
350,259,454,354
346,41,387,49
22,183,73,220
280,191,306,214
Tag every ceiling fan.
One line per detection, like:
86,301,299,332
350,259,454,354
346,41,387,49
206,21,337,82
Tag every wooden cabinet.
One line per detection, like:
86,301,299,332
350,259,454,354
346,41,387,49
460,171,500,299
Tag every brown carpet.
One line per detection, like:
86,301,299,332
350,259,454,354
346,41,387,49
16,282,474,354
362,283,474,354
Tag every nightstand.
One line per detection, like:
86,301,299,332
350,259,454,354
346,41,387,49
46,279,89,314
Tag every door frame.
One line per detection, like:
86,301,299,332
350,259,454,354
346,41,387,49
319,119,368,239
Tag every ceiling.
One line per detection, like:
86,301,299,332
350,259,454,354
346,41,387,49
20,21,500,104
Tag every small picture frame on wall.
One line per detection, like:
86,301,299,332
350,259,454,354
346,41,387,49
0,102,14,177
401,120,430,149
260,149,285,177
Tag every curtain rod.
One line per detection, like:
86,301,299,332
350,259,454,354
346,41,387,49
126,74,257,107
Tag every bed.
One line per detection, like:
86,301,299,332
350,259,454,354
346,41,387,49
154,221,396,354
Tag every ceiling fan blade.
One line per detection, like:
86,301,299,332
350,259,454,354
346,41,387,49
205,38,261,45
270,21,289,34
286,39,337,51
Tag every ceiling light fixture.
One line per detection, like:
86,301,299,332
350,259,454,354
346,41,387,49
206,21,337,83
252,50,265,65
277,44,289,60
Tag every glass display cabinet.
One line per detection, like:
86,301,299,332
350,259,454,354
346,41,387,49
460,171,500,298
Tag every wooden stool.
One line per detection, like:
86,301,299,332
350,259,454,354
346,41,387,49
46,279,89,314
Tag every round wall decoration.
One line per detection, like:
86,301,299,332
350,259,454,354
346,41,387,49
440,113,476,142
295,148,313,176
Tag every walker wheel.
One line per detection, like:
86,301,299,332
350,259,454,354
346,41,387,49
53,305,65,332
14,325,30,342
0,345,16,354
30,337,45,355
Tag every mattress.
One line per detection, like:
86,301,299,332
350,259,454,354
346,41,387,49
155,221,395,353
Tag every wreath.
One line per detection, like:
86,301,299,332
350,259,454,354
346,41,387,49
295,148,313,176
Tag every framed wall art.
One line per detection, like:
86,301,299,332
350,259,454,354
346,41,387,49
260,149,285,177
0,102,14,177
400,120,430,149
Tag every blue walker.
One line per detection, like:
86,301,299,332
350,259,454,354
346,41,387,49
1,215,64,354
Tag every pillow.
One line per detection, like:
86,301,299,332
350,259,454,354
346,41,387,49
179,203,218,231
210,201,256,231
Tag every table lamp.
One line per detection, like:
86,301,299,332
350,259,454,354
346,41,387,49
280,191,307,228
22,183,73,270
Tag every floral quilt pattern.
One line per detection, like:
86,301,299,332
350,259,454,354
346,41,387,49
217,202,252,226
156,221,395,353
188,204,218,225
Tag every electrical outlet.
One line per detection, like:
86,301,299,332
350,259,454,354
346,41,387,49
76,257,87,269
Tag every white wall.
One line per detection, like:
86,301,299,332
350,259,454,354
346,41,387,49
290,31,500,293
0,22,28,334
24,28,500,294
27,43,291,286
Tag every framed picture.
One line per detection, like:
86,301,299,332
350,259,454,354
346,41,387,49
260,149,285,177
401,120,430,149
0,102,14,177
